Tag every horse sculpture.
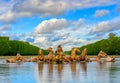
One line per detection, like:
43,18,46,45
28,49,45,62
54,45,64,63
6,57,17,63
68,47,80,61
45,47,54,63
16,53,27,62
105,56,115,62
54,45,70,63
38,49,45,61
6,52,26,63
95,50,107,62
77,48,91,62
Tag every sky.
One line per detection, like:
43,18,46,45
0,0,120,51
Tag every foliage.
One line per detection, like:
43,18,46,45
65,33,120,55
0,36,47,56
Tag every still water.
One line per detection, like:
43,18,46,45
0,59,120,83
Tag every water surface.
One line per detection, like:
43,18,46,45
0,59,120,83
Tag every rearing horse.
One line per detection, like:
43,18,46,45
15,53,27,62
77,48,91,62
68,47,80,61
95,50,107,62
28,49,45,62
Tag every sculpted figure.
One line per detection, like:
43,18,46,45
54,45,70,63
28,49,45,62
105,56,115,62
68,47,80,61
6,52,26,63
6,57,17,63
45,47,54,63
77,48,91,62
95,50,107,62
38,49,45,61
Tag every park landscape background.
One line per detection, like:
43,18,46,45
0,33,120,56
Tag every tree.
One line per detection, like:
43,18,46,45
108,33,116,39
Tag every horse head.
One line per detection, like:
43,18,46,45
38,49,43,55
72,47,80,54
47,47,53,52
98,50,107,57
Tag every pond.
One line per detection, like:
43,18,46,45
0,58,120,83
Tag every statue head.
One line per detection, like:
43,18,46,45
98,50,107,57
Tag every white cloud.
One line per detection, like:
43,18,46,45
0,24,11,31
34,18,68,34
0,0,119,23
91,17,120,33
0,11,16,23
94,10,110,17
31,18,92,50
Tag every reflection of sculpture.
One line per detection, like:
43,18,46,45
55,64,63,75
80,62,87,73
71,62,76,73
38,63,44,77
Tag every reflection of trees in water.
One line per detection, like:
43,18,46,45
93,62,119,83
107,62,119,83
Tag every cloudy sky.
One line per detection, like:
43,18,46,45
0,0,120,51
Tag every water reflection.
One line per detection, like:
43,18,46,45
80,62,87,74
0,59,120,83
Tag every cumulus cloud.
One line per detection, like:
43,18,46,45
91,17,120,33
0,0,119,23
31,18,92,50
0,11,16,23
94,10,110,17
34,18,68,34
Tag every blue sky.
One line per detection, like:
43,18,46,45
0,0,120,51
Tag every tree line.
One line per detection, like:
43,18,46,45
1,33,120,56
65,33,120,55
0,36,48,56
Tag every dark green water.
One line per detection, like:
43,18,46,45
0,59,120,83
